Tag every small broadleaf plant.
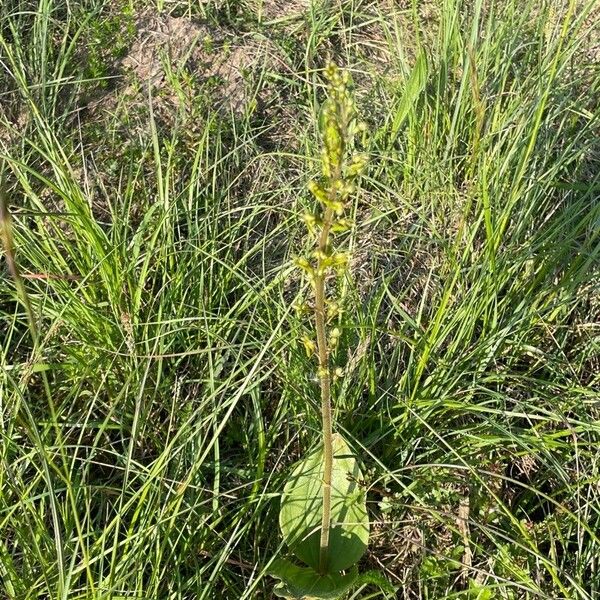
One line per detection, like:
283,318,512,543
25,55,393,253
270,63,391,599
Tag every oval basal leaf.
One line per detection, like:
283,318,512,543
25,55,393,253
279,433,369,572
270,559,358,599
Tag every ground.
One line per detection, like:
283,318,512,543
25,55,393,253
0,0,599,599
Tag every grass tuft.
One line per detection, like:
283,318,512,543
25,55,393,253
1,0,599,598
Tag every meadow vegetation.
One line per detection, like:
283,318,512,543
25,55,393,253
1,1,599,598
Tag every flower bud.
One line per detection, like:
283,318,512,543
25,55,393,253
327,301,340,319
324,198,344,214
325,123,342,155
347,153,369,178
302,336,316,357
317,366,329,379
331,252,349,270
307,180,329,204
293,257,313,274
292,300,309,315
325,62,337,81
331,218,352,233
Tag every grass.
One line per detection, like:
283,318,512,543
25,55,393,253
1,0,599,598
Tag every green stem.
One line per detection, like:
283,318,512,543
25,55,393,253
316,205,334,574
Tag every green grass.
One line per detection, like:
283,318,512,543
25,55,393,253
1,0,599,598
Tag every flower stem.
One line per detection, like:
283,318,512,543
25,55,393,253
315,205,335,574
305,61,365,575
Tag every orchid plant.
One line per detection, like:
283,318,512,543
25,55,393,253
269,64,393,600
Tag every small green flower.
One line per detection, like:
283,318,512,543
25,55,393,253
301,336,316,357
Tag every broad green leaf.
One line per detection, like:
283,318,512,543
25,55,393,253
279,434,369,572
270,559,358,599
